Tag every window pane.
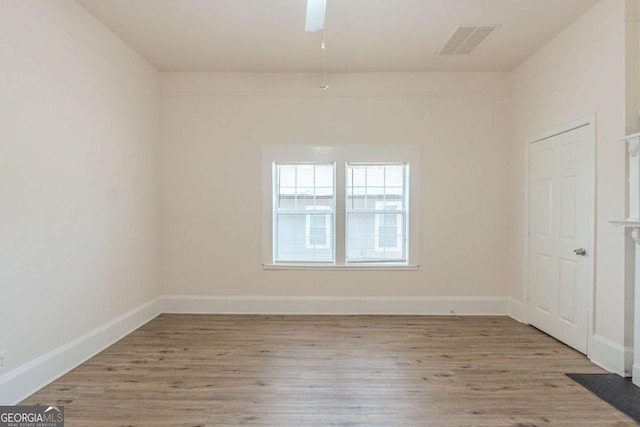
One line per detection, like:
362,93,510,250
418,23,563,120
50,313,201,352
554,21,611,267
275,213,333,262
277,165,296,188
382,213,398,227
309,227,326,245
346,212,404,261
310,214,325,227
315,165,333,188
346,164,406,211
385,165,405,188
366,166,384,187
379,224,399,247
277,164,334,210
345,212,371,260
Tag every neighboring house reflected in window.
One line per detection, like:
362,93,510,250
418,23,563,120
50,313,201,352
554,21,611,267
374,201,403,252
306,206,331,249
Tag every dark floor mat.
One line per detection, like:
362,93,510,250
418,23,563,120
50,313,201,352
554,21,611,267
566,373,640,424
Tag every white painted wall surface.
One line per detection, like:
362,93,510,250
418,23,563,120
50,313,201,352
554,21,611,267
159,72,512,300
511,0,635,373
0,0,159,374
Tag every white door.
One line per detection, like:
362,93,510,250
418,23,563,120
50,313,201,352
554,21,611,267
528,123,593,354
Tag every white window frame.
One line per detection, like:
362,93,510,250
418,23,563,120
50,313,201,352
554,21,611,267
305,206,332,249
373,201,403,252
261,145,421,270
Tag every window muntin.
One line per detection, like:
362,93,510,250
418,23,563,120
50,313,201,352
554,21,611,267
273,163,335,262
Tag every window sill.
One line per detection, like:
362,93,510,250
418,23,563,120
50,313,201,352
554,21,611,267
263,263,419,271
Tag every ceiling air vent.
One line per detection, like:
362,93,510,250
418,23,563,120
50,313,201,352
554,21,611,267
437,25,498,56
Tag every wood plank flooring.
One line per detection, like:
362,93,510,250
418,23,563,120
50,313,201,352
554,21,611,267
22,315,636,426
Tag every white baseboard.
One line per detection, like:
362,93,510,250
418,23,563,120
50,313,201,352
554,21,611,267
507,298,525,323
589,334,633,377
0,298,162,405
633,364,640,387
161,295,509,315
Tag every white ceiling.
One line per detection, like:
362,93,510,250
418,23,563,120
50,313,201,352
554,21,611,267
76,0,600,73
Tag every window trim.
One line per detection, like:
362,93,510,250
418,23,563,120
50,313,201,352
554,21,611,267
261,145,421,269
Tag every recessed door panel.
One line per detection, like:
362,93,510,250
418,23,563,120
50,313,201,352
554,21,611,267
560,176,578,240
536,180,553,238
534,254,553,314
559,259,577,326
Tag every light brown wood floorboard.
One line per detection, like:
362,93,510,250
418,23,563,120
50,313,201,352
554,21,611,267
21,314,636,426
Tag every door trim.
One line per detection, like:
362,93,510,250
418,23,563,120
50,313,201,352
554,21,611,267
524,114,596,356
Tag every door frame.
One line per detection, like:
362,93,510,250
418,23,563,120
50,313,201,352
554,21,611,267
523,114,596,355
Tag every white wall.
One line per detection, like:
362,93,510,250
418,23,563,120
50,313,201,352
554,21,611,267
0,0,159,376
159,72,513,304
511,0,636,374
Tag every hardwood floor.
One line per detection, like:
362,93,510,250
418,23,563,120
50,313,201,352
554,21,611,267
22,315,635,426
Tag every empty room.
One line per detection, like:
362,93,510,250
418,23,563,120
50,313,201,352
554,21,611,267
2,0,640,425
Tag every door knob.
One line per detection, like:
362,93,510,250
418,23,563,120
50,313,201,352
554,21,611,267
573,248,587,256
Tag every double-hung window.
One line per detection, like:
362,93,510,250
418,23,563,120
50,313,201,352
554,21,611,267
273,164,335,262
262,146,420,269
346,164,406,263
